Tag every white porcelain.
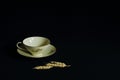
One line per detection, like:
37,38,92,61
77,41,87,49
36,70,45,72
23,36,50,47
17,44,56,58
16,36,51,56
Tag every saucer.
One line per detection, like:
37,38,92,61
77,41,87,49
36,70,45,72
17,45,56,58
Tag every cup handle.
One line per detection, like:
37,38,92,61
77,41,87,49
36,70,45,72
16,42,26,51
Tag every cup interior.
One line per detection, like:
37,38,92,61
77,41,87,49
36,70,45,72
23,37,50,47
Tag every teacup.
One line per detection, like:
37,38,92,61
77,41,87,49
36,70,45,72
16,36,50,56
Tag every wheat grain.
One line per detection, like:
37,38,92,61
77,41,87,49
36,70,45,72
33,61,71,70
33,65,53,70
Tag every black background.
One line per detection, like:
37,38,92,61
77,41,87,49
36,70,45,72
0,8,120,80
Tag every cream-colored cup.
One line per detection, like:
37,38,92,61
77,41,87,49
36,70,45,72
16,36,50,56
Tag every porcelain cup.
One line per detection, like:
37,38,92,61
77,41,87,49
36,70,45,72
16,36,50,56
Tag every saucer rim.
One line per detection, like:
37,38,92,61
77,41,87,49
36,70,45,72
17,45,56,58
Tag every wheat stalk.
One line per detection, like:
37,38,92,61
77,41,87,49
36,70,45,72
33,61,71,70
